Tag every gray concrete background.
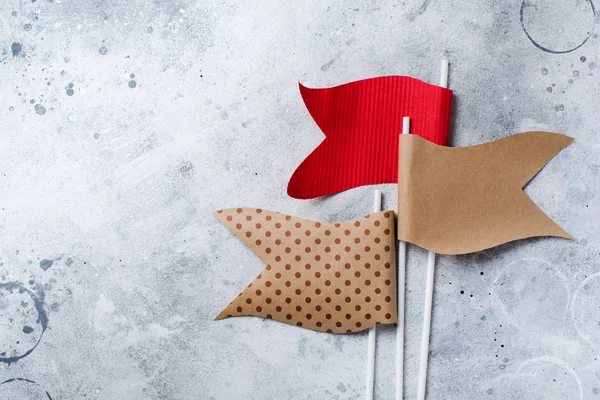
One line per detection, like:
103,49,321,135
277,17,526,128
0,0,599,398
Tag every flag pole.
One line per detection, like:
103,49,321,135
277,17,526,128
416,59,449,400
366,189,382,400
395,117,410,400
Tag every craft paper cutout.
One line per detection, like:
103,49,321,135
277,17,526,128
214,208,397,333
288,76,453,199
397,131,574,255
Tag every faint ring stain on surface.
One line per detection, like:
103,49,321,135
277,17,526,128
571,272,600,345
520,0,596,54
0,282,48,364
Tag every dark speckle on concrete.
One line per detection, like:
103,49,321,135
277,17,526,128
24,24,32,32
34,104,46,115
99,46,108,55
22,326,34,334
11,42,22,57
39,259,53,270
128,80,137,88
66,83,74,96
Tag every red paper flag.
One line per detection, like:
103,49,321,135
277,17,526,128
288,76,453,199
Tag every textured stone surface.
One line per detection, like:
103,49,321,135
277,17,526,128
0,0,599,398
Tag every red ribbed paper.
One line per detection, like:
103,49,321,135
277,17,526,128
288,76,453,199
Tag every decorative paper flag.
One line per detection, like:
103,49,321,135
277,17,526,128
397,131,574,254
214,208,397,333
288,76,453,199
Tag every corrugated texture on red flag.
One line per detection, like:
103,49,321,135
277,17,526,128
288,76,453,199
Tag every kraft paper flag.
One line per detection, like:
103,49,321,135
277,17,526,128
214,208,397,333
397,131,574,254
288,76,453,199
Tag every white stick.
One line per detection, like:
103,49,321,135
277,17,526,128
416,59,449,400
395,117,410,400
366,189,382,400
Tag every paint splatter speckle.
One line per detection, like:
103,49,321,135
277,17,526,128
11,42,22,57
99,46,108,55
39,259,53,270
34,104,46,115
128,80,137,88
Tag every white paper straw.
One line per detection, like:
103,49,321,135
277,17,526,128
366,189,382,400
416,59,449,400
395,117,410,400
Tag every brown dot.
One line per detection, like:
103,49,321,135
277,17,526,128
246,215,252,221
285,281,292,287
285,247,291,253
385,296,391,302
275,272,282,279
365,296,371,303
305,230,311,236
265,231,271,237
335,271,341,278
384,229,390,235
266,298,272,304
285,264,291,270
295,272,301,278
305,297,312,303
236,223,242,229
265,281,272,287
275,239,281,246
385,313,392,320
375,238,381,244
306,313,312,319
374,220,381,227
305,247,311,253
385,279,391,286
345,313,352,319
315,222,322,228
285,231,291,237
345,263,351,269
385,262,391,269
375,288,381,294
315,271,321,278
255,289,262,296
355,305,361,311
325,246,331,253
266,215,271,221
265,248,272,254
356,322,362,328
354,238,361,244
295,222,301,228
325,297,331,303
295,289,302,295
285,297,292,304
317,322,323,327
315,289,321,295
344,246,351,252
355,288,361,294
216,210,223,214
266,314,272,319
275,256,281,262
364,246,371,252
365,313,372,319
285,215,292,221
346,329,353,333
365,280,371,286
344,229,351,235
304,263,311,270
296,322,303,327
295,255,301,261
345,280,351,286
385,245,391,252
336,322,342,327
286,314,293,320
236,306,243,312
256,306,262,312
305,280,311,286
325,280,331,286
364,263,371,269
315,305,322,311
326,313,332,320
255,239,262,246
364,229,371,235
345,297,351,303
334,238,341,244
275,289,282,295
334,223,341,228
354,221,360,227
335,288,341,295
375,254,381,260
226,216,232,221
325,263,331,269
355,271,361,278
315,255,321,261
375,305,382,311
236,208,243,214
315,238,321,245
255,223,262,229
354,254,361,261
245,231,252,238
335,255,341,261
295,239,301,245
375,271,381,277
276,306,282,312
275,222,281,228
296,305,302,312
325,230,331,236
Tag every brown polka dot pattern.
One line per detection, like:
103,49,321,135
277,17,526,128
213,208,397,334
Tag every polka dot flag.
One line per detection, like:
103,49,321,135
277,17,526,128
214,208,397,334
